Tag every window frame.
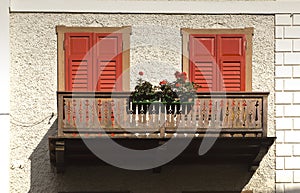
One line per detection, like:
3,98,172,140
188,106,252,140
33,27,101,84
181,28,254,91
56,25,132,91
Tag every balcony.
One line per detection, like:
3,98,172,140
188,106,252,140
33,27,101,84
49,91,275,172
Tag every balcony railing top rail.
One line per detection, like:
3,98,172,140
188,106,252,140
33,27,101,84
57,91,269,138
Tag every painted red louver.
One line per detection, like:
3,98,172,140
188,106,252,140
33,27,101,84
189,34,246,91
218,35,246,91
189,35,217,91
94,33,122,92
65,33,93,91
65,33,123,91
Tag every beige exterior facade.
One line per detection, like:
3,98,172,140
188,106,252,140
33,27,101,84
4,1,300,193
9,12,274,193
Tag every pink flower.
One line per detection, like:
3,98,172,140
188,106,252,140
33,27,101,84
174,71,181,79
139,71,144,76
175,83,181,87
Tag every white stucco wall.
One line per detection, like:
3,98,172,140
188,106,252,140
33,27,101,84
0,0,10,192
9,13,274,193
10,0,300,14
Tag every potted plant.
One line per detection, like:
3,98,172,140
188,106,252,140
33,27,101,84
130,71,200,114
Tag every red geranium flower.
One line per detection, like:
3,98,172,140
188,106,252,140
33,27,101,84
180,72,187,81
175,83,181,87
139,71,144,76
159,80,167,85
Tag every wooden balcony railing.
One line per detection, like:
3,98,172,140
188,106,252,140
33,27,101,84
57,92,268,138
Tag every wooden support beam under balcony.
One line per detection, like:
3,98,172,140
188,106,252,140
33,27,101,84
49,91,275,173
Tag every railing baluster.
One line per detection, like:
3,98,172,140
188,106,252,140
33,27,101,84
153,104,159,129
64,98,70,128
219,100,224,127
148,104,154,128
98,98,103,128
133,103,137,127
71,99,76,128
249,100,255,128
186,104,191,128
255,99,262,128
211,100,218,128
193,100,197,128
145,103,149,127
108,100,113,127
89,99,95,128
100,100,105,128
175,104,181,128
75,99,80,128
197,100,202,128
179,104,185,127
170,105,175,128
129,100,134,128
166,105,171,128
203,100,208,128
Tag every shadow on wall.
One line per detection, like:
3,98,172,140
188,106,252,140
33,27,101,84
29,119,262,193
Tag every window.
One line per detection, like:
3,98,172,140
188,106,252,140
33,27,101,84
181,28,253,92
56,26,131,92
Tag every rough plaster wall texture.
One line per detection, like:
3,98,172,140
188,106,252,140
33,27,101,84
9,13,274,193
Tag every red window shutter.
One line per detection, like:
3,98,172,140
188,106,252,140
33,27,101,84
94,33,123,92
189,34,246,92
218,34,246,91
65,33,93,91
189,35,218,91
